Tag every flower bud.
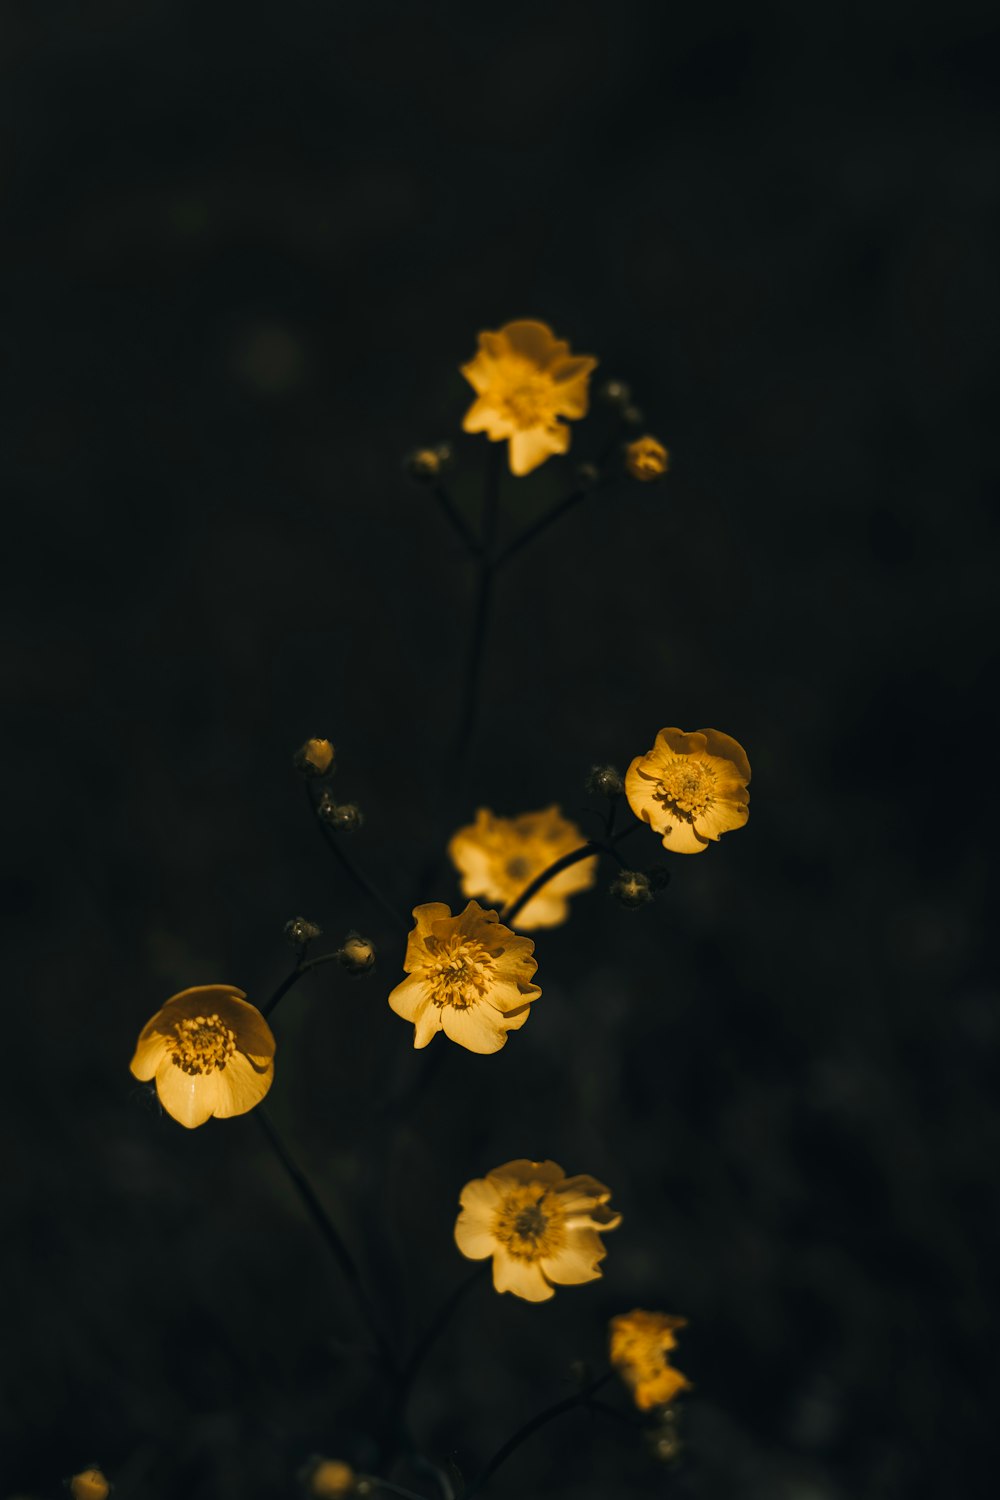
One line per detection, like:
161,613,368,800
587,764,624,798
575,460,600,489
338,932,376,975
406,443,452,483
610,870,653,908
645,1408,682,1463
285,916,323,947
598,378,632,407
318,794,364,832
294,738,335,777
625,435,669,480
307,1459,356,1498
69,1472,110,1500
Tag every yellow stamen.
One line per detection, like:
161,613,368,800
170,1013,237,1075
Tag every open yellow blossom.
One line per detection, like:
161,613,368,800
610,1309,690,1410
447,805,596,930
130,984,276,1129
626,727,750,854
625,434,670,480
461,319,597,476
455,1158,621,1302
388,901,540,1053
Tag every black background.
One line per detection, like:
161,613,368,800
2,2,997,1497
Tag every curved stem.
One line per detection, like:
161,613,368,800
500,824,645,926
308,787,409,933
433,483,481,556
255,1107,399,1375
361,1480,430,1500
262,951,343,1019
466,1371,612,1496
393,1263,487,1420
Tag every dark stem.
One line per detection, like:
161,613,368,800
392,1263,487,1421
494,483,592,571
433,483,481,556
456,445,501,760
255,1107,399,1375
262,951,343,1019
500,824,644,926
466,1372,612,1496
361,1481,430,1500
308,787,409,933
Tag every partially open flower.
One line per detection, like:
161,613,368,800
626,727,750,854
625,435,669,480
461,320,597,476
448,806,596,930
307,1459,356,1498
388,901,540,1053
295,738,335,776
455,1158,621,1302
609,1309,690,1410
130,985,275,1129
69,1471,111,1500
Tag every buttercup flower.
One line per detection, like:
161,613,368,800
295,737,335,775
626,727,750,854
461,319,597,476
609,1309,690,1410
70,1471,111,1500
388,901,540,1053
625,434,670,480
307,1459,356,1498
130,985,276,1129
455,1158,621,1302
447,806,596,930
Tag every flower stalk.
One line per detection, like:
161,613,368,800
465,1371,613,1496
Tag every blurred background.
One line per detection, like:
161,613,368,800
2,1,997,1496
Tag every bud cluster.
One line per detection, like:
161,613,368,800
284,916,322,948
317,794,364,833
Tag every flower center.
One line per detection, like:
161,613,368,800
502,379,547,427
424,935,494,1010
493,1186,566,1261
170,1013,237,1075
505,855,531,883
655,758,714,817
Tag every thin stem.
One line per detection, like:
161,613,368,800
361,1481,430,1500
466,1371,612,1496
494,483,592,571
433,483,481,556
393,1263,487,1418
309,787,409,933
500,824,645,926
255,1107,399,1375
456,445,501,760
262,951,343,1019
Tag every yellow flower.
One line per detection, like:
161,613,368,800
388,901,540,1053
69,1472,111,1500
447,805,596,930
308,1460,356,1498
295,737,335,775
625,434,670,480
461,319,597,476
130,985,276,1129
455,1158,621,1302
625,727,750,854
609,1309,690,1410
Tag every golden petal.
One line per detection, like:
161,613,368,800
492,1249,554,1301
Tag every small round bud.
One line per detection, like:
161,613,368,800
575,460,600,489
338,932,376,975
307,1459,356,1498
69,1472,111,1500
406,443,451,483
587,764,624,798
295,738,335,777
625,435,669,480
645,864,671,892
645,1409,682,1463
285,916,323,947
318,795,364,832
621,404,645,428
610,870,653,908
598,378,632,407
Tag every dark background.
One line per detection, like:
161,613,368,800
2,1,997,1496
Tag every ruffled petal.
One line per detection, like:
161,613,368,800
701,727,751,782
508,423,569,477
541,1228,608,1285
692,796,750,842
388,974,431,1022
492,1250,554,1301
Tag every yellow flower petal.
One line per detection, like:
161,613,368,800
626,727,750,854
154,1058,222,1129
211,1051,274,1119
440,1003,508,1054
541,1228,607,1285
509,423,569,477
492,1250,554,1301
